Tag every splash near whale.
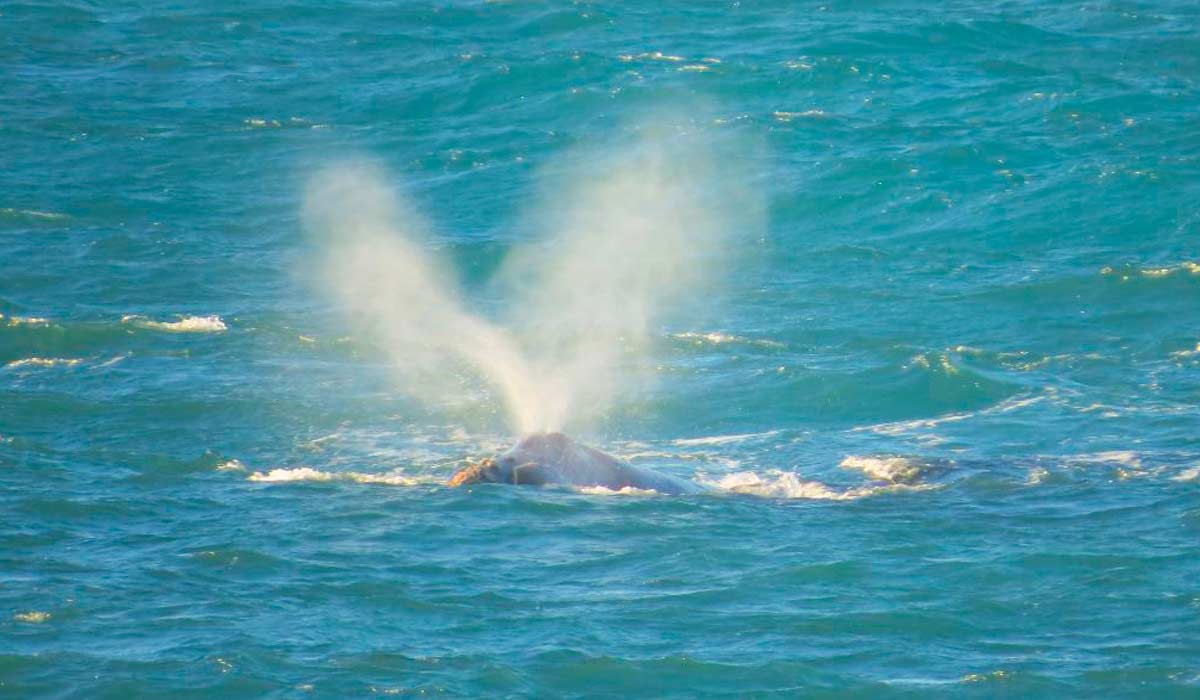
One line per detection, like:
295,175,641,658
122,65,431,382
449,433,706,495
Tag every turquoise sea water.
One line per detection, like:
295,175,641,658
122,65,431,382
4,1,1200,697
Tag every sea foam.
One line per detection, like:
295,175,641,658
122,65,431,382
1172,467,1200,482
6,357,81,369
1,314,50,326
122,315,228,333
697,470,936,500
247,467,439,486
839,455,930,484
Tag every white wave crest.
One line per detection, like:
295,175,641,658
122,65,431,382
249,467,332,482
773,110,826,122
0,208,68,221
854,393,1046,444
575,485,661,496
92,353,130,369
839,455,929,484
672,331,784,348
617,51,685,63
698,470,934,500
1067,450,1142,467
671,430,781,447
1026,467,1051,485
1172,466,1200,482
1062,451,1156,480
6,357,81,369
2,314,50,326
855,410,974,437
1101,261,1200,280
702,471,854,499
122,314,227,333
247,467,438,486
1170,343,1200,361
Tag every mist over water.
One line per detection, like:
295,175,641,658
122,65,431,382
304,126,763,435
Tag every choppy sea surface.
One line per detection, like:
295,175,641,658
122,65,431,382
4,1,1200,697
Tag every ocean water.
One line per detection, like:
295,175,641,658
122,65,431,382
4,1,1200,697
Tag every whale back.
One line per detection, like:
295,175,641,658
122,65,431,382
448,433,704,495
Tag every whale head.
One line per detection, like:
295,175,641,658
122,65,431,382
448,432,704,495
448,432,576,487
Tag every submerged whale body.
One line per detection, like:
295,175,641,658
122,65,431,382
449,432,706,495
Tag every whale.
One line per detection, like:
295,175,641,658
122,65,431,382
448,432,706,495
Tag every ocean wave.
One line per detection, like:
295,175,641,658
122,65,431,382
904,351,963,374
855,409,974,438
1101,261,1200,280
1078,402,1122,418
248,467,332,482
244,117,282,128
1025,467,1051,485
698,470,936,500
670,331,784,348
617,51,685,63
1069,450,1141,467
855,393,1046,440
243,460,937,500
1172,467,1200,482
91,353,130,369
0,207,68,221
1,314,50,326
6,357,81,369
949,345,1109,372
1170,343,1200,362
122,314,228,333
671,430,781,447
1059,451,1160,480
772,109,827,121
700,471,852,499
961,670,1012,684
839,455,931,484
246,466,439,486
12,611,51,624
242,116,326,130
1020,452,1200,484
904,346,1102,376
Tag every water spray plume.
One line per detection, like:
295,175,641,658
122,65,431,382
303,162,541,428
303,125,763,435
